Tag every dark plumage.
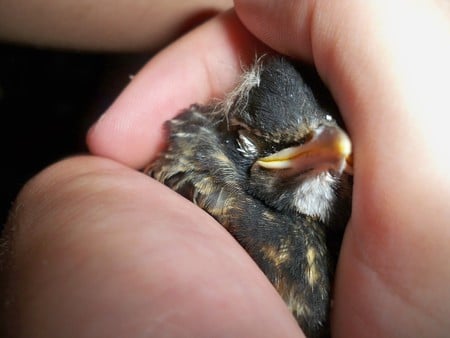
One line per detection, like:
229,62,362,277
146,56,353,338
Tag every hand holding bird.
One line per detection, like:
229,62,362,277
2,1,449,338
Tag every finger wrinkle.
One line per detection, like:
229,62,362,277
346,222,447,335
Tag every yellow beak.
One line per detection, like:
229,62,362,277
256,125,353,175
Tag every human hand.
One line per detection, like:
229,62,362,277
0,0,231,50
232,0,450,336
2,1,450,338
0,12,302,338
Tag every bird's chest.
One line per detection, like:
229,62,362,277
293,172,338,223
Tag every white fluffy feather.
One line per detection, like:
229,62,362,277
294,172,337,222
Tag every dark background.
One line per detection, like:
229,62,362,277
0,43,151,230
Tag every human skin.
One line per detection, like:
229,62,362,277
0,0,231,50
2,0,450,337
233,0,450,336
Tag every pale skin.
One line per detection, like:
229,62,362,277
0,0,232,50
1,0,450,337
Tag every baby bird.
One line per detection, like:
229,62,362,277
146,56,353,338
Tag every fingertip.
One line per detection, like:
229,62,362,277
235,0,316,61
86,101,164,169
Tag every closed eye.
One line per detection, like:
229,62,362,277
237,130,258,157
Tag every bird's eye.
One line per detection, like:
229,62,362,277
237,130,258,157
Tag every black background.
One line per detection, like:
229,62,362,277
0,43,150,230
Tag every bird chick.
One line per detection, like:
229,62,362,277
146,56,353,338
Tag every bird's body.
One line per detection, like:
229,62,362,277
147,56,352,338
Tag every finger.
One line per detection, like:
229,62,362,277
235,0,450,336
0,0,231,50
1,156,303,338
235,0,450,141
86,10,267,168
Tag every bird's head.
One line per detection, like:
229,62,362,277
224,56,353,223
